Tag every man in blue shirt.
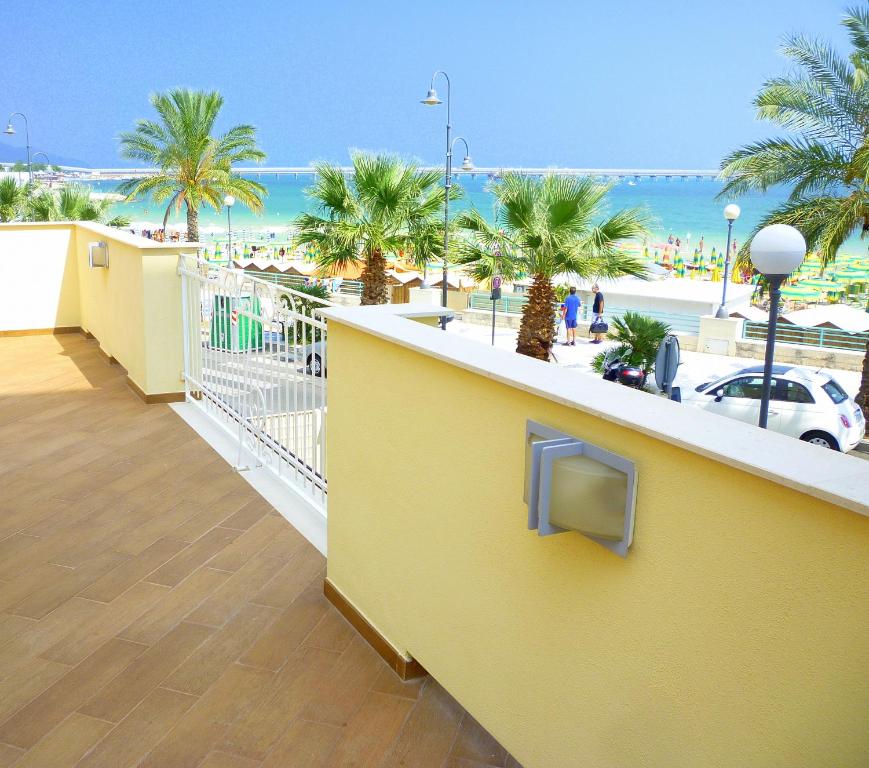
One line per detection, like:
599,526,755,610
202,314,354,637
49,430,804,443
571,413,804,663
561,287,581,346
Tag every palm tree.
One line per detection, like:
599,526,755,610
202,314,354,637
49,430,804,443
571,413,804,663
294,153,449,305
118,89,267,242
590,311,671,375
28,184,114,223
718,6,869,417
455,173,648,360
0,177,28,222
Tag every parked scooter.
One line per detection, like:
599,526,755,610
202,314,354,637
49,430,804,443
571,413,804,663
601,349,647,389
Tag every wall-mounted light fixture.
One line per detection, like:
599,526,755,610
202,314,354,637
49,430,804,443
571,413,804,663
88,241,109,268
525,420,637,557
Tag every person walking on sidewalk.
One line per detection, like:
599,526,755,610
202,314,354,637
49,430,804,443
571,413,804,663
561,287,581,346
591,284,606,344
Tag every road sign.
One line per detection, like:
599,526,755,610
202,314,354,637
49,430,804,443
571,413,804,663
654,334,680,395
231,309,239,326
492,276,502,289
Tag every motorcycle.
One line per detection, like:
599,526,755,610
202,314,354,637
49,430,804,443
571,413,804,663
601,349,647,389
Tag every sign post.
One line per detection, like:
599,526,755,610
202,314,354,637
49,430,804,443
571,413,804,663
490,276,502,346
654,334,681,401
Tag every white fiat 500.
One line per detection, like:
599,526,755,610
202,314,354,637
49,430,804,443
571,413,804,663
686,364,865,452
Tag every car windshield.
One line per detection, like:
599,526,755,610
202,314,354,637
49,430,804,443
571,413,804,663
821,379,848,404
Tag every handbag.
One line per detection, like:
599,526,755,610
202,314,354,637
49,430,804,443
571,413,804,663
590,319,609,334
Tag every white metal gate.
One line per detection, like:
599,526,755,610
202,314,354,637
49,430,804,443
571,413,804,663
178,255,329,509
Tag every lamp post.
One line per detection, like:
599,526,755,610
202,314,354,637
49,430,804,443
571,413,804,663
31,151,50,171
4,112,32,186
715,203,741,318
750,224,806,428
224,195,235,262
421,71,474,330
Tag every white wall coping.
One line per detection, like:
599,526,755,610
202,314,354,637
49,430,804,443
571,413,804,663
323,304,869,518
0,221,202,251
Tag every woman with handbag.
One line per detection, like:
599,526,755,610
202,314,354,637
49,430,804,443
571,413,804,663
590,284,606,344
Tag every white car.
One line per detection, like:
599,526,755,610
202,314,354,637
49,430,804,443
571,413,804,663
685,364,865,452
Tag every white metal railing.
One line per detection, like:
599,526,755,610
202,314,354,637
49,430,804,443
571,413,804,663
179,254,330,509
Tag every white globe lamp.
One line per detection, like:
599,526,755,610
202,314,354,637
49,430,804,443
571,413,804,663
750,224,807,428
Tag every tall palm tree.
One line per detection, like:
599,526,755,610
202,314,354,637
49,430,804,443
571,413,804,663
718,6,869,417
117,89,266,242
0,177,28,222
294,153,449,305
455,173,648,360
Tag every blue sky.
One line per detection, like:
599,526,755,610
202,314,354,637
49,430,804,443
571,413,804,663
0,0,853,168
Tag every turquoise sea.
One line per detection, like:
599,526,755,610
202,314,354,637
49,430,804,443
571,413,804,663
86,174,866,255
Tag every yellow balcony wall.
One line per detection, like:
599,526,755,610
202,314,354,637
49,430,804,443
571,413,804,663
0,222,194,398
324,307,869,768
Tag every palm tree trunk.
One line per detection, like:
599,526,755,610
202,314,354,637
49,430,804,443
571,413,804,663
516,273,557,361
857,336,869,420
186,202,199,243
360,247,389,305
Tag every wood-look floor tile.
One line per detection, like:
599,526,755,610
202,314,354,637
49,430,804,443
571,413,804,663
78,537,188,602
0,742,23,767
303,608,358,654
250,546,326,609
325,691,415,767
0,563,71,613
79,621,213,722
0,657,72,723
118,567,231,645
370,667,426,701
206,515,290,572
76,687,198,768
10,550,129,620
239,587,329,671
219,497,272,531
381,680,464,768
145,527,241,587
0,613,37,646
260,719,343,768
0,532,41,564
0,595,106,677
185,556,287,627
10,712,113,768
300,636,385,727
219,647,341,760
199,750,263,768
163,602,279,695
40,581,169,665
0,637,146,749
450,714,508,767
139,663,274,768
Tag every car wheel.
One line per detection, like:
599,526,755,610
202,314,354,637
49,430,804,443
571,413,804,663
799,431,840,451
306,353,325,378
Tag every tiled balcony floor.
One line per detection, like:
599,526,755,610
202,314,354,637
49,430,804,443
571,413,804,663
0,334,519,768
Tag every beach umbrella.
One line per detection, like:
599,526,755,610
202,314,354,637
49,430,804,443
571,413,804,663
800,278,845,293
834,268,869,283
780,284,822,300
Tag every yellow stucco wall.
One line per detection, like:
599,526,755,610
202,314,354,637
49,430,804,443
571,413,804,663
0,222,190,396
0,223,80,330
326,321,869,768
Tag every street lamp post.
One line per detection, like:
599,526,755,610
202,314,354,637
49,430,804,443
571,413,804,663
715,203,741,318
224,195,235,262
4,112,32,186
421,71,474,330
750,224,806,428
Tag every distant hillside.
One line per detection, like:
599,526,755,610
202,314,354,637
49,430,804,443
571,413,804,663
0,144,91,168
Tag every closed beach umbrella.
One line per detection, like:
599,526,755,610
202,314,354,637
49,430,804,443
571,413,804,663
243,243,251,257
